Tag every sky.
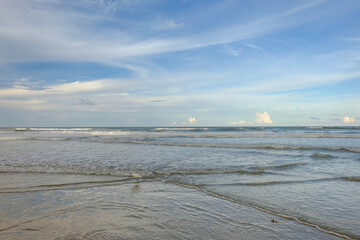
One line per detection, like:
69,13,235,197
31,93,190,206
0,0,359,127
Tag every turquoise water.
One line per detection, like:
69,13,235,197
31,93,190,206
0,127,359,239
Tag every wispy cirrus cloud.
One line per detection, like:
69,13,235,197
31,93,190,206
155,19,184,31
0,0,359,126
229,71,360,94
0,0,326,65
222,45,243,57
0,80,112,97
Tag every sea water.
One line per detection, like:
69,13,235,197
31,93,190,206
0,127,359,239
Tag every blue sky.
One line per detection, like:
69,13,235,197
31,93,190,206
0,0,359,127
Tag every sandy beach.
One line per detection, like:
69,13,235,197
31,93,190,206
0,173,346,240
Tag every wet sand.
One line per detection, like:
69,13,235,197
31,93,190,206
0,173,345,240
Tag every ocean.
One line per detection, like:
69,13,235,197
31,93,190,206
0,127,359,239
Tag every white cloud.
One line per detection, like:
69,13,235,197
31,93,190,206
51,81,110,94
255,111,272,124
230,120,246,125
343,116,355,123
98,0,118,13
188,117,196,125
222,45,243,57
156,19,184,30
243,42,262,50
0,99,49,111
0,1,357,127
0,0,325,65
337,36,360,42
0,80,112,97
229,72,360,94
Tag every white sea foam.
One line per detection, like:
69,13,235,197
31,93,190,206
89,130,131,136
0,136,27,140
29,128,93,131
154,127,209,131
14,128,30,131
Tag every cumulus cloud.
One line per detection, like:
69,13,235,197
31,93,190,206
188,117,196,125
343,116,355,123
255,111,272,124
230,120,246,125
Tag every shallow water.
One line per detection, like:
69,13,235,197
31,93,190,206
0,174,345,240
0,127,359,239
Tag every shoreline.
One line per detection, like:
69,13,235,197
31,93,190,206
171,181,351,240
0,173,349,240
